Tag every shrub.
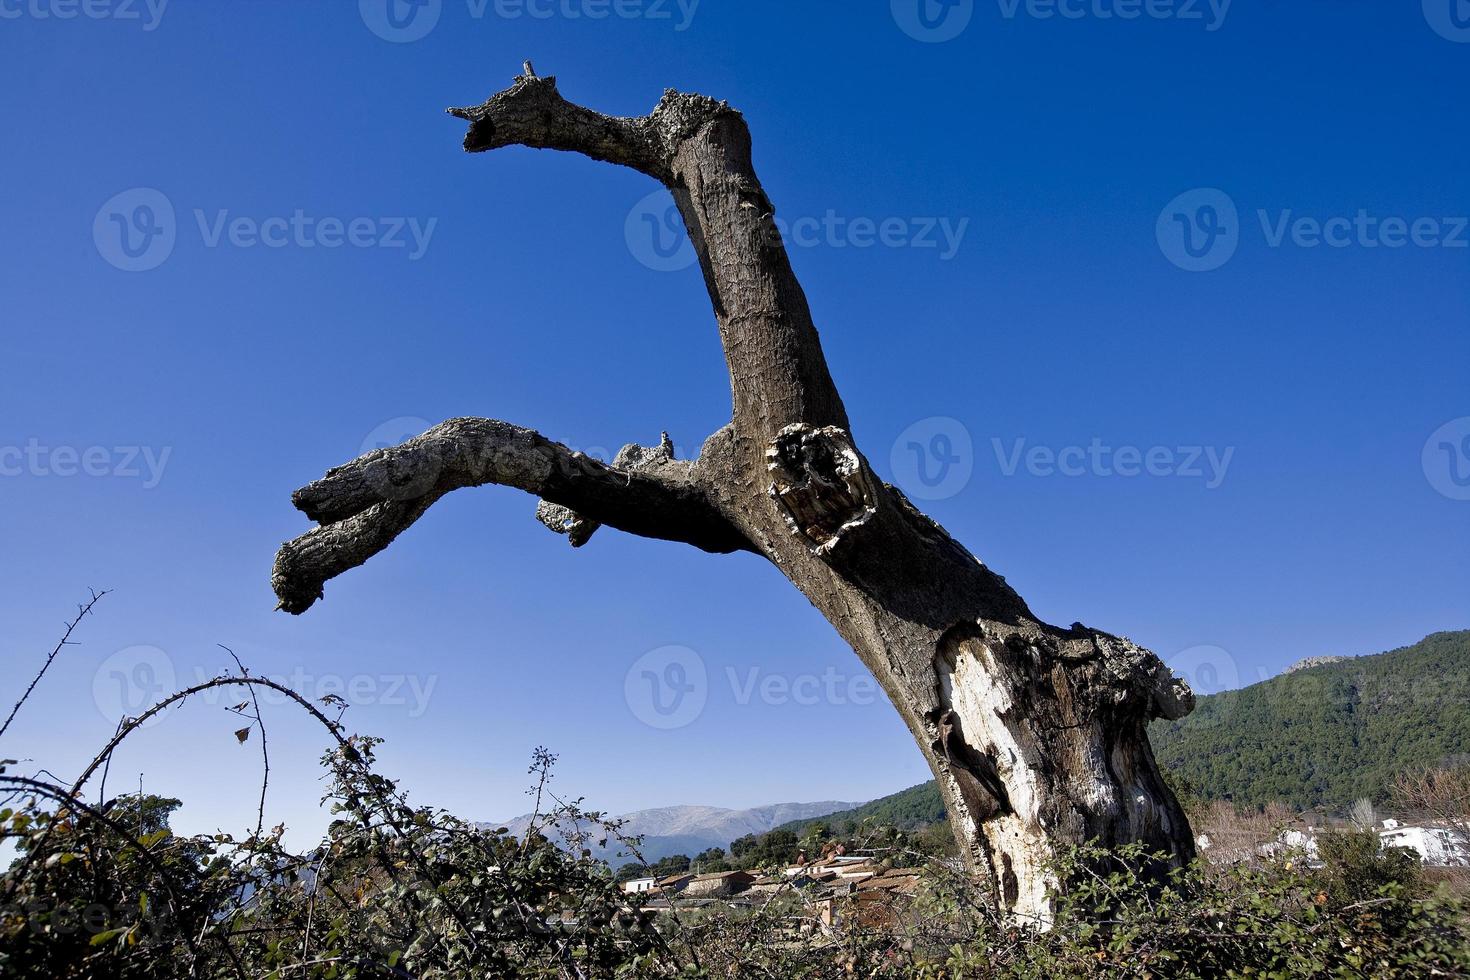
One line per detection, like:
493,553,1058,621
6,749,1469,978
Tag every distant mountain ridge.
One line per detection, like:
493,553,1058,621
488,800,862,864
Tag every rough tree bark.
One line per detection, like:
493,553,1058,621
271,66,1196,925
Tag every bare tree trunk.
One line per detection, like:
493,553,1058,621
270,67,1196,925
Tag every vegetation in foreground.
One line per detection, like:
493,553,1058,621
3,601,1469,977
4,736,1470,979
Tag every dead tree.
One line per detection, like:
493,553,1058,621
271,66,1196,924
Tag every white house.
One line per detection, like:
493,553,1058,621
1378,824,1470,868
621,876,657,894
1262,828,1321,861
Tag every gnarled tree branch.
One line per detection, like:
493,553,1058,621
535,431,681,548
448,69,848,439
447,69,733,184
272,418,749,614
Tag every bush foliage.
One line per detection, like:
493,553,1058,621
5,739,1469,979
3,603,1467,977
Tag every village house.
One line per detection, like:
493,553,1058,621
797,854,881,877
1264,828,1323,862
620,876,657,895
1379,821,1470,867
1255,820,1470,869
804,868,923,933
653,872,696,895
852,871,923,928
746,874,792,899
680,870,756,899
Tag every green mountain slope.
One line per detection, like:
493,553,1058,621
1149,630,1470,809
774,780,946,836
775,630,1470,830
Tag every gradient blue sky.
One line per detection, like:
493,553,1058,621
1,1,1466,848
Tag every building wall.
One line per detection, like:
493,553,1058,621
1379,826,1470,867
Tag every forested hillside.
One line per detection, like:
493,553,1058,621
1150,630,1470,809
773,781,947,837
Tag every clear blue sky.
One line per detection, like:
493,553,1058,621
1,2,1466,848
